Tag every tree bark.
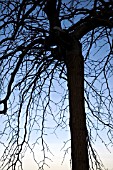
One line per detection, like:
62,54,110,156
66,40,89,170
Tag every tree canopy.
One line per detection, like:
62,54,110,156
0,0,113,170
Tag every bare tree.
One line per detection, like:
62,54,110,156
0,0,113,170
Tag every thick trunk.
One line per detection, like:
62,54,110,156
66,41,89,170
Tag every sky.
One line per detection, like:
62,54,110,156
1,133,111,170
0,1,113,170
15,134,113,170
0,42,113,170
13,44,113,170
19,127,113,170
0,121,113,170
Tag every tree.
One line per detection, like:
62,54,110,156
0,0,113,170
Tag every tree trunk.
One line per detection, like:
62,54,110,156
66,40,89,170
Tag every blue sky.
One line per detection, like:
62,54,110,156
0,1,113,169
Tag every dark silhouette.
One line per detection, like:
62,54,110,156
0,1,113,170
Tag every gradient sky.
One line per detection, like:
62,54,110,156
0,1,113,170
22,134,113,170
